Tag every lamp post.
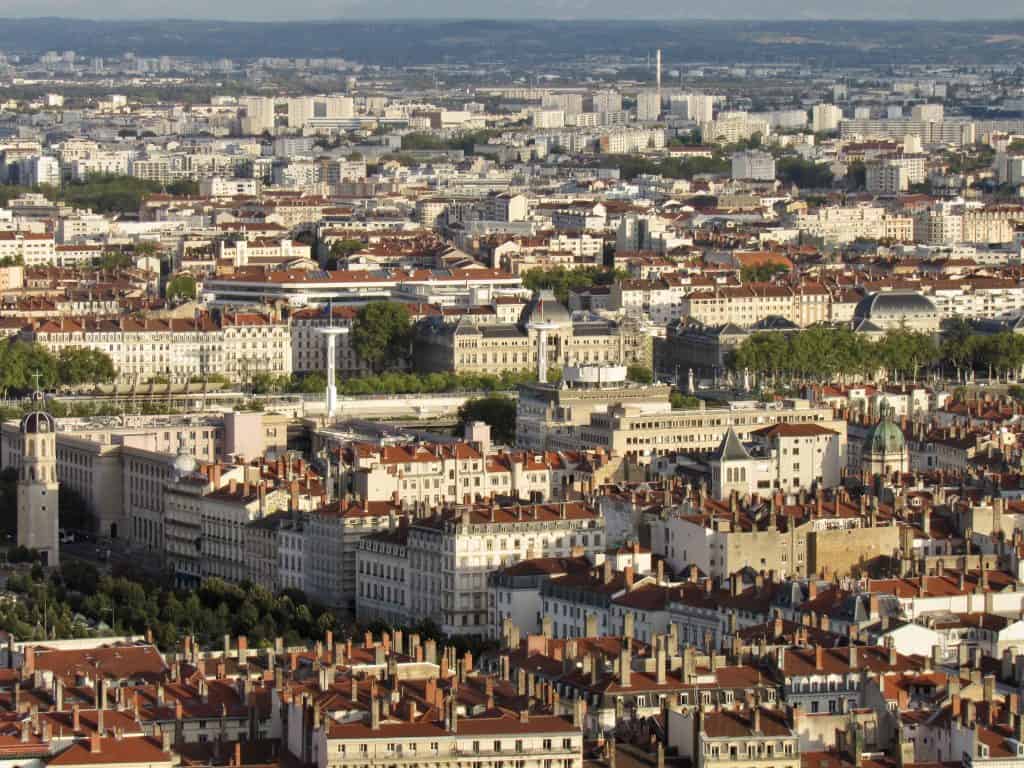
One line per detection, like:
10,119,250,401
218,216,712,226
319,326,350,420
528,321,559,384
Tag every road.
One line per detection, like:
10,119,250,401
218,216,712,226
60,535,164,576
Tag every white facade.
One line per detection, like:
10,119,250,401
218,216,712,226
811,104,843,133
731,150,777,181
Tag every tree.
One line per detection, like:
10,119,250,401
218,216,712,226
671,391,701,409
741,263,790,283
0,340,59,394
166,274,197,302
56,348,116,387
352,302,412,374
59,486,97,533
251,373,287,394
521,267,625,305
626,365,653,384
166,179,199,196
0,467,16,539
776,157,834,188
401,132,449,151
57,175,161,215
457,395,516,444
847,160,867,190
326,239,365,268
99,252,132,270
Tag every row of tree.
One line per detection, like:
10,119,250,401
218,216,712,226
400,130,506,156
728,326,1024,382
521,266,623,304
0,560,463,653
252,369,539,397
727,327,938,381
602,154,730,182
0,341,116,396
941,320,1024,378
0,175,195,215
1,562,342,650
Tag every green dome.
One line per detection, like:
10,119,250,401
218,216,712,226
864,416,905,456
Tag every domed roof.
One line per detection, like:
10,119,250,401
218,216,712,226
171,433,198,477
173,450,198,476
854,291,937,322
21,411,55,434
864,413,906,457
519,290,572,329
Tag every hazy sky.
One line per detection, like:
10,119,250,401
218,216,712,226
4,0,1024,20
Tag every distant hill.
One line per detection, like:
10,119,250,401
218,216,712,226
1,19,1024,66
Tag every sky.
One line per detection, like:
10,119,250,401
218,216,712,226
3,0,1024,20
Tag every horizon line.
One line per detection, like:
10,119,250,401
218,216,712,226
3,15,1024,23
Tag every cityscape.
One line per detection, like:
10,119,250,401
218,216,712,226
1,11,1024,768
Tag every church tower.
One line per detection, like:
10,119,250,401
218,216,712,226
17,389,60,566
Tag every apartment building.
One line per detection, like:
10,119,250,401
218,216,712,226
218,237,312,268
199,176,261,197
599,129,665,154
648,489,896,582
962,208,1021,244
0,231,56,266
339,438,609,508
388,501,606,636
668,705,800,768
812,104,843,133
202,267,522,307
616,213,672,254
701,112,771,144
840,117,975,147
708,423,843,499
244,495,400,609
731,150,776,181
777,645,920,714
317,707,583,768
635,90,661,121
680,284,831,328
290,305,370,378
23,311,292,384
554,398,845,459
355,522,410,626
914,204,964,245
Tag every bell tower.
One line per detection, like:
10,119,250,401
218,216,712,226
17,384,60,566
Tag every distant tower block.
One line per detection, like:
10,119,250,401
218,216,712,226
18,387,60,566
656,49,662,93
319,325,350,420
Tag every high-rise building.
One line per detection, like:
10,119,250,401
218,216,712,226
911,103,945,122
591,89,623,114
239,96,275,135
636,89,661,122
541,92,584,115
687,94,715,123
286,97,313,130
23,156,60,187
811,103,843,133
324,95,354,118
